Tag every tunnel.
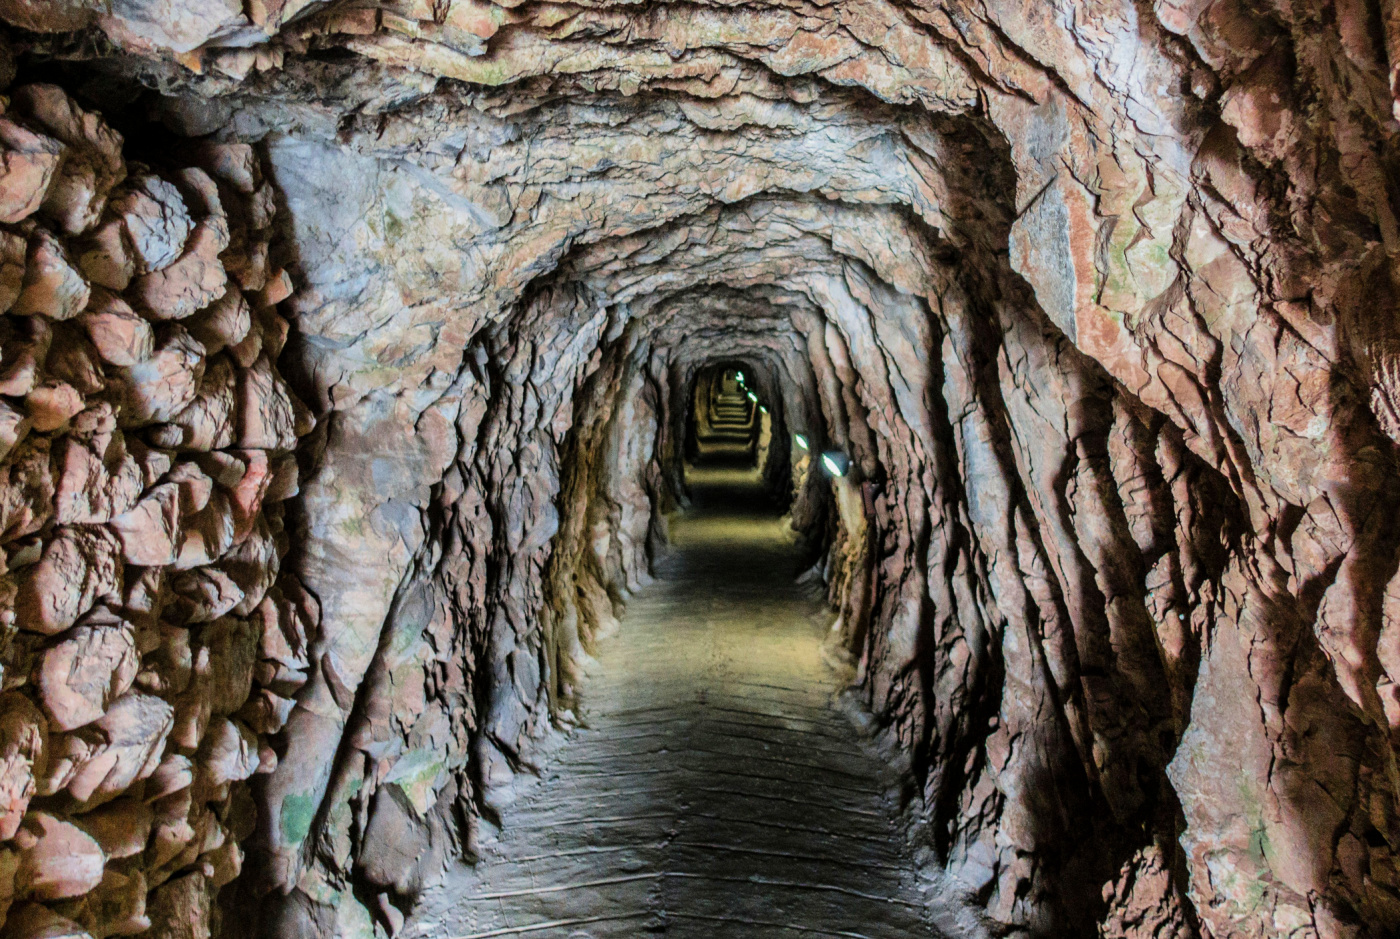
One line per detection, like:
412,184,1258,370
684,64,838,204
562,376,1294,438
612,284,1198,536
0,3,1396,939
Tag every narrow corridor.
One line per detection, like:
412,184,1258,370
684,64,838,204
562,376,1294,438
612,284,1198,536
405,463,938,938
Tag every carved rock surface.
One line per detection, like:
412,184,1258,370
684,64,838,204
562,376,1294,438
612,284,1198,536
0,2,1397,939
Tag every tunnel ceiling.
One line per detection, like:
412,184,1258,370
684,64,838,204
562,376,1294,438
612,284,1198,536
0,2,1396,939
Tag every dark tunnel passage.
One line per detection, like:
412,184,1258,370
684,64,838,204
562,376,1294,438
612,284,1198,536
0,5,1397,939
405,448,940,938
689,366,762,465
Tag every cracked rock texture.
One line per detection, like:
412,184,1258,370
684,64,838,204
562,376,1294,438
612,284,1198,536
0,0,1396,938
0,74,310,938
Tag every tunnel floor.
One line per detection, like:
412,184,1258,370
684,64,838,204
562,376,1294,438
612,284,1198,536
405,462,940,938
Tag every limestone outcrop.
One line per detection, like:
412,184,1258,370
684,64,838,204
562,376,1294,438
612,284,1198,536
0,1,1394,938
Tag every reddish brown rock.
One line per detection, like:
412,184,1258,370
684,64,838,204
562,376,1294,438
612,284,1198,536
128,224,226,322
192,618,258,718
0,88,296,935
150,355,235,451
12,230,89,321
263,452,298,503
118,325,205,424
61,691,173,805
36,622,139,731
0,231,28,314
0,436,52,543
73,221,135,293
0,2,96,33
190,144,259,196
134,625,191,699
0,401,27,464
15,527,122,635
169,168,224,227
13,812,105,901
52,433,142,525
224,450,271,540
75,867,147,937
201,840,241,889
223,239,268,295
0,354,39,402
184,289,248,357
110,177,190,276
9,85,125,236
38,729,99,799
0,692,46,841
235,354,304,451
144,754,192,803
0,903,93,939
23,382,83,433
108,482,180,567
42,325,103,397
236,688,294,736
253,585,312,676
0,850,18,934
171,495,236,574
142,872,210,939
71,796,153,860
198,719,258,788
143,785,193,871
164,568,241,625
216,518,278,617
255,269,292,309
79,292,152,368
165,461,213,515
0,120,61,226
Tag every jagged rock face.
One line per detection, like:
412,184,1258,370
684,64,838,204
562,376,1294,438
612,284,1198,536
0,76,312,938
0,1,1396,938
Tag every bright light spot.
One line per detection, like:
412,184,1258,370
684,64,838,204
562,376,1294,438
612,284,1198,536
735,371,744,383
821,450,850,477
794,434,809,450
759,406,768,414
746,392,758,403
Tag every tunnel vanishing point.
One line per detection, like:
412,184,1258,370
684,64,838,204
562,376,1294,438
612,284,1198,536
0,2,1395,938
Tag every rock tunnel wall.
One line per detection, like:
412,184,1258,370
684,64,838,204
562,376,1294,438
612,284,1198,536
0,80,312,937
0,1,1394,938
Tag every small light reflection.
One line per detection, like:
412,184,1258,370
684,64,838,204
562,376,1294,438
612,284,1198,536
821,451,850,477
794,434,809,450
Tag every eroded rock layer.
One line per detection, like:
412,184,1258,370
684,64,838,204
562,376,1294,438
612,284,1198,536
0,1,1395,938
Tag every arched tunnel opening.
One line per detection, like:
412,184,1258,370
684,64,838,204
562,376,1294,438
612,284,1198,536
690,364,764,465
0,5,1396,939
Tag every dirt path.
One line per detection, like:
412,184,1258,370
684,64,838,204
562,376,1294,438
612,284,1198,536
407,464,940,938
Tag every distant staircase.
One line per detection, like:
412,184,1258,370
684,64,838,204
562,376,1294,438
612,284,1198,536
695,384,757,459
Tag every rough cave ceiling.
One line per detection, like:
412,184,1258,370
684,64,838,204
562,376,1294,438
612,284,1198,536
0,1,1394,938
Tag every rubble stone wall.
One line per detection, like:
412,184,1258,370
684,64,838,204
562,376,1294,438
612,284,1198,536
0,80,310,938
